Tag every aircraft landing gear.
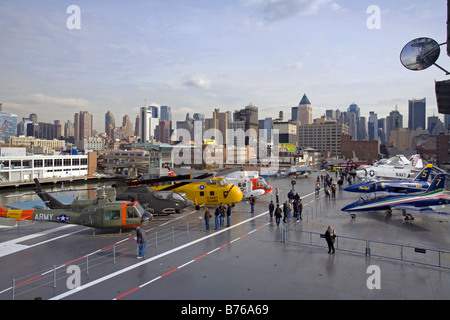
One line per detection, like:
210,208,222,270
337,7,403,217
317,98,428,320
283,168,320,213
402,209,414,221
349,213,356,219
384,209,392,216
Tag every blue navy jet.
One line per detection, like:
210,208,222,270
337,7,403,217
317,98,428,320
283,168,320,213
341,173,450,220
344,164,433,194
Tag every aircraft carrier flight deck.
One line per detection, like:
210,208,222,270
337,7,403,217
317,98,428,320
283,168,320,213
0,171,449,301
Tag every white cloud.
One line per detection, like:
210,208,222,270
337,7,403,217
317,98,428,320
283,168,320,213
183,74,211,89
286,62,304,70
248,0,343,23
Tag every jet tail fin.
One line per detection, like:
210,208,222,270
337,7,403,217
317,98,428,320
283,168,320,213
413,164,433,182
425,173,446,193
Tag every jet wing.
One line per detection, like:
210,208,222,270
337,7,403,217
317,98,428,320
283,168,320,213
391,204,450,215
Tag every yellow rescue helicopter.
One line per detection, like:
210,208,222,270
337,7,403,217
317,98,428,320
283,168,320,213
150,177,243,209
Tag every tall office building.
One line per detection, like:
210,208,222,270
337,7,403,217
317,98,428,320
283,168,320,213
233,104,258,145
297,119,349,156
105,110,115,136
160,106,172,122
291,106,298,121
150,105,159,119
140,106,158,142
134,115,140,137
122,114,133,138
386,107,403,143
368,111,378,141
345,111,357,139
359,116,367,141
378,118,386,144
297,94,312,125
74,111,93,141
347,103,361,140
64,120,75,143
408,98,426,130
0,111,17,140
258,117,273,143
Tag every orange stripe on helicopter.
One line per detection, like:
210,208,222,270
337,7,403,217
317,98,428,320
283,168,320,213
0,206,35,221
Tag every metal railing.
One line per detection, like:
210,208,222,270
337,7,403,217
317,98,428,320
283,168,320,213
1,220,202,300
281,227,450,270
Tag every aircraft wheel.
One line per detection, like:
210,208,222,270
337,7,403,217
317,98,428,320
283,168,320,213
350,214,356,219
195,205,201,211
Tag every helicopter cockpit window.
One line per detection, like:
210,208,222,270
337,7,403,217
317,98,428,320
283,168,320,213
105,210,121,220
133,203,146,217
172,193,185,201
154,191,171,200
127,207,139,218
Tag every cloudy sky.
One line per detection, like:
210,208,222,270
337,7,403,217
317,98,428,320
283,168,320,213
0,1,447,131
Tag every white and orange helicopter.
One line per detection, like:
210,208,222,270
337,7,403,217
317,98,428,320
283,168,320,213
223,170,273,199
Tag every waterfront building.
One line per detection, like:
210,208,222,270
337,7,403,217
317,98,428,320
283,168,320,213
0,148,89,182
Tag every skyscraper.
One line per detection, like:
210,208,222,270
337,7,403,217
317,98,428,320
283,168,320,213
368,111,378,141
297,94,312,125
140,106,158,142
105,110,115,136
0,111,17,140
386,107,403,143
347,103,361,140
160,106,172,122
408,98,426,130
74,111,93,141
233,104,258,145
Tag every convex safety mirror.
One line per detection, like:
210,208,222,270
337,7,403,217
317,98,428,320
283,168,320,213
400,37,440,71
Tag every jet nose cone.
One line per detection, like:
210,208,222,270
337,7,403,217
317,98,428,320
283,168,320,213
187,200,194,206
341,203,356,212
344,185,359,192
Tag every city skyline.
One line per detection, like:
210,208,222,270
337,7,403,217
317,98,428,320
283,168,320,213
0,1,448,131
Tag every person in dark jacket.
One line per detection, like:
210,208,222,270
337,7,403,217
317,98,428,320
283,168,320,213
268,201,275,222
226,204,232,227
324,226,336,254
204,207,211,231
214,206,221,230
274,204,282,226
249,195,256,213
136,226,147,259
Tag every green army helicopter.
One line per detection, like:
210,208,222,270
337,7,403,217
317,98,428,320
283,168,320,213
0,179,153,231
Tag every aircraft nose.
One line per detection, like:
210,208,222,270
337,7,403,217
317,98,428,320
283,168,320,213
187,200,194,206
341,203,354,212
231,185,243,203
344,185,358,192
